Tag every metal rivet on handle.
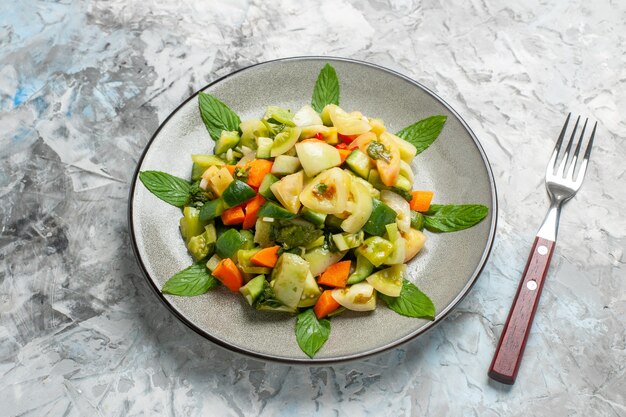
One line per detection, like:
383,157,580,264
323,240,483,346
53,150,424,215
527,280,538,291
537,245,548,255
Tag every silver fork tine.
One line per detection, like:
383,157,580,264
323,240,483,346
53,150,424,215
556,115,580,178
547,113,571,176
575,121,597,184
566,118,588,180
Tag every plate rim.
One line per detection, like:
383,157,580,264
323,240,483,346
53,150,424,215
128,56,498,364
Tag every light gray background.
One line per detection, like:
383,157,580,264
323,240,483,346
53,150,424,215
1,1,624,416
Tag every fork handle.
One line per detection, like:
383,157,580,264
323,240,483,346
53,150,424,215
488,236,556,384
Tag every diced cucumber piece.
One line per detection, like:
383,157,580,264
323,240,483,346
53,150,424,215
270,127,301,157
394,175,412,192
237,249,271,275
301,208,327,228
347,253,374,284
271,155,301,176
410,210,425,230
368,169,386,190
180,206,206,242
206,254,222,271
258,173,279,200
363,198,397,236
257,202,297,220
264,106,296,127
215,229,246,259
345,149,371,179
239,229,255,250
331,231,364,251
240,275,266,306
385,223,399,241
254,218,273,247
324,215,344,232
191,155,225,180
215,131,241,154
356,236,394,267
199,198,226,222
366,264,405,297
256,137,273,159
222,179,256,207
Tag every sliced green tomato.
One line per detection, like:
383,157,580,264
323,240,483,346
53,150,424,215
191,155,225,180
403,228,427,263
270,171,303,214
270,253,309,309
326,104,372,136
300,124,331,139
180,206,205,242
345,171,380,198
257,201,297,220
331,282,377,312
271,155,301,176
385,236,406,265
254,218,273,247
381,190,411,233
293,105,323,127
295,140,341,177
385,131,417,163
240,275,266,306
298,271,322,307
270,126,301,157
240,119,269,148
215,131,241,154
347,253,374,285
356,236,394,267
299,167,350,215
258,173,279,200
375,133,401,187
199,198,227,222
303,246,346,276
366,264,405,297
345,149,371,179
341,180,373,234
222,179,256,207
362,198,397,236
264,106,295,127
256,137,273,159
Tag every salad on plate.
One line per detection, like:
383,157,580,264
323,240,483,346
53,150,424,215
138,64,488,357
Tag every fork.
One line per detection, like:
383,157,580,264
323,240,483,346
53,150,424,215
488,114,597,385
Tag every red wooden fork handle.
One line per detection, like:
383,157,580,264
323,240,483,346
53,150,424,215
488,236,556,385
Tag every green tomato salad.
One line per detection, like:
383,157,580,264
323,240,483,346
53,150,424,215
139,64,488,358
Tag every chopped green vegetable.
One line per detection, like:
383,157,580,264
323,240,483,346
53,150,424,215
363,198,397,236
257,201,297,220
347,253,374,284
199,198,226,222
215,229,246,259
240,275,266,306
356,236,394,267
221,179,256,207
270,219,323,248
258,173,280,200
215,130,241,154
410,210,425,230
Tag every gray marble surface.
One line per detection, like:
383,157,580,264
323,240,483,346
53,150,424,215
1,0,624,416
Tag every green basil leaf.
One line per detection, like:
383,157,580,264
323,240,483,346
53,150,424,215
295,308,330,358
423,204,488,232
161,263,219,296
396,115,447,155
380,279,435,319
139,170,191,207
311,64,340,113
198,92,241,141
